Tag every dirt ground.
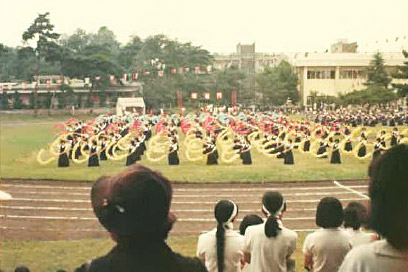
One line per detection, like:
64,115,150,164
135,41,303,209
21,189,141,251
0,179,369,240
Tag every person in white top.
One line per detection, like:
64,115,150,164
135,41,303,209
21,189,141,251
243,191,298,272
339,144,408,272
343,202,377,247
239,214,264,272
303,197,352,272
197,200,244,272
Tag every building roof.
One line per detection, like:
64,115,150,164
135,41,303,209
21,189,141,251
289,52,405,67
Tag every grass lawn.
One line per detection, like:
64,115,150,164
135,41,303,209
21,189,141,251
1,113,398,183
0,232,308,272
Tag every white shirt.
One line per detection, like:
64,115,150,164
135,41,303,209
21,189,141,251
339,240,408,272
244,222,297,272
197,228,244,272
346,228,375,247
303,228,352,272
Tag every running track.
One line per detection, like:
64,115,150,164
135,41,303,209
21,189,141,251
0,179,369,240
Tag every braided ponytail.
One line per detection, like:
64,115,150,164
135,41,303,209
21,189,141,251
214,200,238,272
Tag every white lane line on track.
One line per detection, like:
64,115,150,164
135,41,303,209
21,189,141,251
333,181,369,200
0,226,317,233
0,214,314,222
0,206,317,213
0,184,368,192
6,190,368,198
7,197,366,204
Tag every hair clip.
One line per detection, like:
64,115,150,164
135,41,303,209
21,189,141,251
102,198,109,207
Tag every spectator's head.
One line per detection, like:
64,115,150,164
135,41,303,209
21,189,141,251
214,200,238,272
14,266,30,272
316,197,343,228
262,191,285,238
368,144,408,250
91,165,174,243
343,202,368,230
239,214,263,235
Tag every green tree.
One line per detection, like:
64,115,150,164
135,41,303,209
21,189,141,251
22,12,61,115
256,61,298,106
366,52,391,88
0,91,10,110
393,50,408,101
13,91,23,109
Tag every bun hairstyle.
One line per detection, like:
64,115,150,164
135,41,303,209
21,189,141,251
91,165,174,243
262,191,285,238
214,200,238,272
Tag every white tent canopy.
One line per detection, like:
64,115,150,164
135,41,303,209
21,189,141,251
116,97,145,116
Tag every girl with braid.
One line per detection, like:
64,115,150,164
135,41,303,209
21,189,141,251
197,200,244,272
243,191,297,272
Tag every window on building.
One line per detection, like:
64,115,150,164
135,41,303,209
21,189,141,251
307,69,335,79
340,69,365,79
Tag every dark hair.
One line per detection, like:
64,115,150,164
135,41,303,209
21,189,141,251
316,197,343,228
214,200,237,272
239,214,263,235
263,191,285,237
343,202,368,230
368,144,408,250
91,165,174,242
14,267,30,272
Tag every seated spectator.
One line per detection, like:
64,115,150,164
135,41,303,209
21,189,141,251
239,214,263,272
303,197,351,272
14,267,30,272
197,200,244,272
243,191,297,272
75,165,207,272
339,144,408,271
343,202,377,247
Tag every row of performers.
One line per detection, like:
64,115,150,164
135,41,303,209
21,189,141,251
57,131,151,167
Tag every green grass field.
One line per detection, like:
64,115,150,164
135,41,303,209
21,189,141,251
0,113,379,182
1,233,308,272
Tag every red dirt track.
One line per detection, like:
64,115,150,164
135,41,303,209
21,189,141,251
0,179,369,240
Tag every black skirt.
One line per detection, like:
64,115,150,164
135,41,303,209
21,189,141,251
58,153,69,167
168,151,180,165
284,150,294,164
358,146,367,157
344,142,353,152
303,141,310,152
241,151,252,165
330,150,341,164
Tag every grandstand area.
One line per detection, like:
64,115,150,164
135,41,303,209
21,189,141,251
0,178,369,240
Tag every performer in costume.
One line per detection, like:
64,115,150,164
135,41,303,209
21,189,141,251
283,139,294,165
240,136,252,165
357,139,367,158
391,128,399,146
58,140,69,167
168,139,180,165
330,139,341,164
316,140,328,158
126,140,138,166
99,136,108,161
203,136,218,165
372,138,383,160
88,140,100,167
303,132,311,152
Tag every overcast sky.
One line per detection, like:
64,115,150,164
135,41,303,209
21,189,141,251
2,0,408,53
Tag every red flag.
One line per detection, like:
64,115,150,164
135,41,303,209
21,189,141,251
171,68,177,74
158,70,164,77
132,73,139,80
